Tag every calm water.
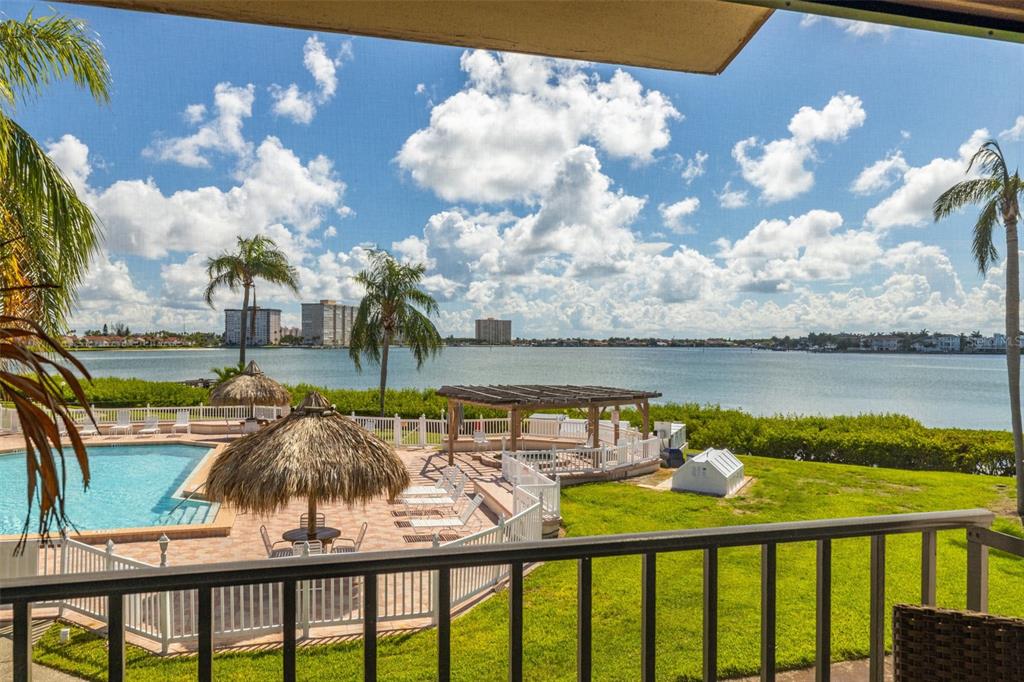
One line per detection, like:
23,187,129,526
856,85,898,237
70,347,1012,431
0,444,212,534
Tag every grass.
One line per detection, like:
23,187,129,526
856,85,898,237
34,455,1022,681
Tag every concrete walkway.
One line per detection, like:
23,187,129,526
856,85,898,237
733,657,893,681
0,620,83,681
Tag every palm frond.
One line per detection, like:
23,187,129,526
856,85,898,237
973,197,1001,274
1,315,96,547
0,12,110,109
932,178,1000,222
0,119,101,328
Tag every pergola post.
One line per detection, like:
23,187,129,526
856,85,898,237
510,408,520,452
587,406,599,448
639,400,650,439
447,398,457,465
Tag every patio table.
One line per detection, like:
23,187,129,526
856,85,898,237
282,527,341,543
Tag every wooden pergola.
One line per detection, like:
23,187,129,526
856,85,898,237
436,384,662,461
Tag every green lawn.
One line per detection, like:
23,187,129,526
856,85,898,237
34,455,1023,681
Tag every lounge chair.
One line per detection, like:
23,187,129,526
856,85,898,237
138,416,160,436
408,495,484,533
293,540,324,555
402,467,463,498
299,512,326,529
401,476,467,515
331,522,367,553
473,429,489,450
170,410,191,434
108,409,133,436
76,419,100,437
260,525,294,558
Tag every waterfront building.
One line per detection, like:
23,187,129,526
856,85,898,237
224,308,281,346
869,335,900,352
302,299,358,346
973,333,1007,352
475,317,512,345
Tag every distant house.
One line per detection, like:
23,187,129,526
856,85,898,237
671,448,745,497
869,336,900,352
973,334,1007,352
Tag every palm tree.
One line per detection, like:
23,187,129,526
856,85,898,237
349,250,443,416
0,12,107,541
204,235,300,366
1,12,110,331
934,139,1024,516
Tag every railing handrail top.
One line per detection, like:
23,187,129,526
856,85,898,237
0,508,994,603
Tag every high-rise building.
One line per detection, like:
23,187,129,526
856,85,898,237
475,318,512,345
224,308,281,346
301,300,359,346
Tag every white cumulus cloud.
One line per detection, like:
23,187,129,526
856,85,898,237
396,50,681,204
658,197,700,233
270,36,352,124
144,83,255,167
733,93,866,203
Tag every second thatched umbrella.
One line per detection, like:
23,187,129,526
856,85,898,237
205,390,410,539
210,360,291,419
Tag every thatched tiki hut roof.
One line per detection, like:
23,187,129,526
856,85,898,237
210,360,291,408
205,391,410,538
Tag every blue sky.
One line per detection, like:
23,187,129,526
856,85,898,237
12,2,1024,337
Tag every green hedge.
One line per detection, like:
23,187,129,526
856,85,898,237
59,378,1016,476
623,404,1015,477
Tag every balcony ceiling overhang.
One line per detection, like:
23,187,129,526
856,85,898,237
68,1,1024,75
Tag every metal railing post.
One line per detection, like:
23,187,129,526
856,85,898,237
868,536,885,682
815,539,831,682
577,557,592,682
300,543,311,639
641,552,657,682
703,547,718,682
13,600,31,682
760,543,777,682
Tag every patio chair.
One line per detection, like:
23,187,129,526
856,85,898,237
473,428,489,450
108,409,133,436
170,410,191,434
401,466,458,497
401,476,467,515
137,416,160,436
293,540,324,555
260,525,294,558
299,512,326,529
893,603,1024,681
408,494,484,533
76,419,100,437
331,522,368,553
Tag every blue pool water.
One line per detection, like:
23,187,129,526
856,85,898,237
0,444,214,535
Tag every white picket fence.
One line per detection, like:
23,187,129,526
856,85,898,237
6,495,543,650
503,435,662,480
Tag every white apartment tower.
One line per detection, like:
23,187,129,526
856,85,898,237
224,308,281,346
302,300,359,346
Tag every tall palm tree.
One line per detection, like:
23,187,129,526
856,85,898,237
349,250,443,416
204,235,300,366
1,12,110,331
934,140,1024,515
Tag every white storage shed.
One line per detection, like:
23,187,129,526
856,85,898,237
671,448,745,497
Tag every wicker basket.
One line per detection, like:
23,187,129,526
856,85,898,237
893,604,1024,681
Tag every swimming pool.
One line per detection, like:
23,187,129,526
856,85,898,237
0,443,215,535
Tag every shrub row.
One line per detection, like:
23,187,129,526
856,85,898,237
58,378,1016,476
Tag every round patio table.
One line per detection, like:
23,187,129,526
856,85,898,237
282,527,341,544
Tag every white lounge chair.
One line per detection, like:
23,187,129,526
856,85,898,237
473,429,489,450
108,410,133,436
170,410,191,434
401,476,467,514
402,467,461,497
408,495,484,532
260,525,293,558
138,416,160,436
331,522,367,553
76,419,100,437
